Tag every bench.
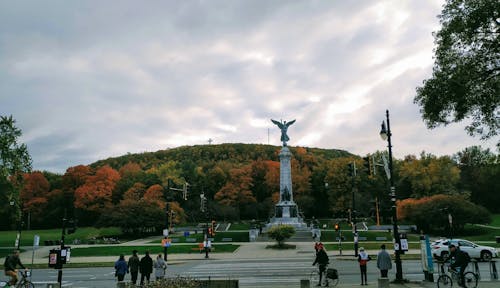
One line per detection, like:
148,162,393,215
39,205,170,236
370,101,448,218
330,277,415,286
222,238,233,242
376,237,387,241
186,238,197,242
358,236,367,241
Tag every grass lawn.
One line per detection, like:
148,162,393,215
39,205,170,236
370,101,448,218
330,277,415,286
70,244,239,257
0,248,25,258
489,214,500,228
0,227,122,247
228,223,251,230
324,242,419,252
320,230,420,242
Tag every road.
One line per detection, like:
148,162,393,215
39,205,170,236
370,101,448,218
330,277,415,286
24,259,497,288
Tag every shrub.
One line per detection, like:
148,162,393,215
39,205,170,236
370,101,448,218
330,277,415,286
267,225,295,247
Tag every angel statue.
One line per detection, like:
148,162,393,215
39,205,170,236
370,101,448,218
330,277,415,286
271,118,296,146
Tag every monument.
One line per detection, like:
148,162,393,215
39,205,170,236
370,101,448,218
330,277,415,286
266,119,307,229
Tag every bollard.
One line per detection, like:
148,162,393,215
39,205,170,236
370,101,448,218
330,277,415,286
490,260,498,280
300,279,310,288
378,277,390,288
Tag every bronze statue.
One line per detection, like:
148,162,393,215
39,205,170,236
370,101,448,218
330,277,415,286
271,119,296,146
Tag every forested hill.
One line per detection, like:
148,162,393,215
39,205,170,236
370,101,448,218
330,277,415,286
90,143,353,171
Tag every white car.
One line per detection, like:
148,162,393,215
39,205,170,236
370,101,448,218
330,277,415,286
431,238,498,261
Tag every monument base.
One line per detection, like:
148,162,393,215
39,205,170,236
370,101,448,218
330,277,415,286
265,202,307,231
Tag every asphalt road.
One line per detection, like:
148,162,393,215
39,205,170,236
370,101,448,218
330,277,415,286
24,259,496,288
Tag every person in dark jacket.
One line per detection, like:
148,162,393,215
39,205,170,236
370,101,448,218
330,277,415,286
114,254,128,281
376,244,392,277
4,250,27,286
139,250,153,286
312,244,329,286
449,244,470,287
128,250,140,285
357,247,372,285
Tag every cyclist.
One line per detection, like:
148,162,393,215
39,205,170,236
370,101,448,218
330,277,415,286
4,250,28,286
312,243,329,286
448,244,470,287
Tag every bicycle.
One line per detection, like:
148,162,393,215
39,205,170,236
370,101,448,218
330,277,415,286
436,264,478,288
0,270,34,288
309,264,339,287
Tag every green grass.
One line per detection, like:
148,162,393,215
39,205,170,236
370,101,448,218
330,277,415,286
0,248,24,258
489,214,500,227
70,244,239,257
0,227,123,247
320,230,420,242
148,231,249,243
324,242,419,251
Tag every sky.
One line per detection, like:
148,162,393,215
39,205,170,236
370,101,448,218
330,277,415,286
1,0,497,173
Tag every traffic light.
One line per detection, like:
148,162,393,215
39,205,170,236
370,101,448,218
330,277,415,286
334,223,340,232
182,182,189,200
363,156,372,176
348,162,356,177
200,194,207,212
67,219,77,234
211,220,216,236
208,227,213,237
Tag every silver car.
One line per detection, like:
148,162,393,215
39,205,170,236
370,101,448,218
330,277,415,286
431,238,498,261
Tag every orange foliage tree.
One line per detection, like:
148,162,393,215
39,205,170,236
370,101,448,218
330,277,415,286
74,165,121,218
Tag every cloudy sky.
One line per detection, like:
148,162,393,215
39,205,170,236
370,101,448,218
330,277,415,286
1,1,496,173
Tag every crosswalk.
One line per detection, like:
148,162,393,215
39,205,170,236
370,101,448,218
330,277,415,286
180,260,322,287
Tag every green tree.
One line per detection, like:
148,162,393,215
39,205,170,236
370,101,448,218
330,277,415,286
0,115,32,230
414,0,499,143
267,225,296,247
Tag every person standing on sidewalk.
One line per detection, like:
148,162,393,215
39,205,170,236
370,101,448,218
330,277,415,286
139,250,153,286
376,244,392,278
128,250,140,285
357,247,371,285
154,254,167,280
114,254,128,281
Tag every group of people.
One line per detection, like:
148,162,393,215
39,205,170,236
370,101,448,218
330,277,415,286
114,250,167,286
312,243,393,286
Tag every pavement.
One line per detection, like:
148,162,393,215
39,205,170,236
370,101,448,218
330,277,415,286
15,239,500,287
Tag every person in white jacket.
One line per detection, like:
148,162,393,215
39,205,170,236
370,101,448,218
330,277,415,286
153,254,167,280
357,247,372,285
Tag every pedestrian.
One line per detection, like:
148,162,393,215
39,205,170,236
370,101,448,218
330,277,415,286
154,254,167,280
376,244,392,278
312,243,329,286
139,250,153,286
128,250,140,285
114,254,128,282
4,250,28,287
358,247,371,285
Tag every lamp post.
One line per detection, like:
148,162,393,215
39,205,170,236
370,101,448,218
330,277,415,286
380,109,403,282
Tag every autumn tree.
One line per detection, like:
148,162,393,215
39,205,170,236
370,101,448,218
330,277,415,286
398,152,460,198
414,0,499,143
0,115,32,230
214,165,256,219
398,194,490,234
74,165,120,224
20,172,50,228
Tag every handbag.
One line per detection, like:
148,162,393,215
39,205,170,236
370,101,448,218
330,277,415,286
326,268,338,279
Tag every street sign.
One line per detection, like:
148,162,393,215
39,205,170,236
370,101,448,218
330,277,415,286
400,239,409,251
163,229,169,237
34,235,40,247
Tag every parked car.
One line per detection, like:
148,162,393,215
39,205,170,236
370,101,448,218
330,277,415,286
431,238,498,261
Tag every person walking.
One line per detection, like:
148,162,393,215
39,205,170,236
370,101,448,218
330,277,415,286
357,247,371,285
312,244,329,286
376,244,392,278
114,254,128,282
154,254,167,280
4,250,28,287
128,250,140,285
139,250,153,286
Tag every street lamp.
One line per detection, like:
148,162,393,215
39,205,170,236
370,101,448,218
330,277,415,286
380,109,403,282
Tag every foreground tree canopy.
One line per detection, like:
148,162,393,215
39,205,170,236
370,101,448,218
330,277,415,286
415,0,499,143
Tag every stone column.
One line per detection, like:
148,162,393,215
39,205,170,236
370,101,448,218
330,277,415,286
279,146,293,203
